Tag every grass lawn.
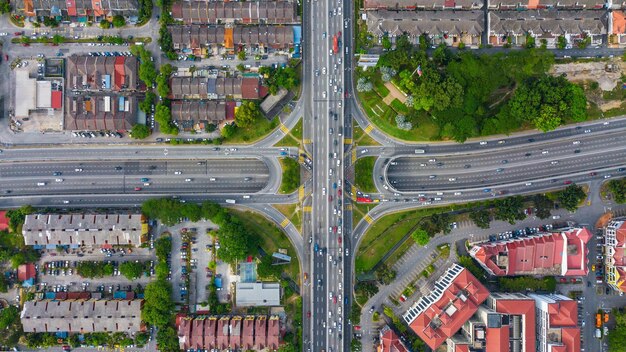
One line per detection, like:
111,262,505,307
372,74,390,97
273,203,302,231
353,124,380,146
230,209,301,280
355,206,459,273
279,157,300,194
274,134,300,147
355,156,376,193
352,203,375,227
224,117,279,144
291,118,303,140
357,90,439,142
390,99,410,114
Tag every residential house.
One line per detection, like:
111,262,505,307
14,0,139,23
528,293,580,352
171,0,299,25
604,219,626,293
363,0,482,10
365,10,484,47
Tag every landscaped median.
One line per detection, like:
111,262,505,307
279,157,301,194
354,156,376,193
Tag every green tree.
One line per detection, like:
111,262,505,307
0,0,11,13
155,103,177,134
221,123,236,138
156,327,179,352
52,34,65,45
119,261,146,280
411,228,430,246
236,63,245,72
355,281,378,298
99,19,111,29
532,194,554,219
154,236,172,260
217,219,256,263
557,184,586,211
608,309,626,352
381,34,391,50
130,124,150,139
493,196,526,224
234,101,261,128
257,254,282,279
137,47,158,86
374,263,396,285
0,306,19,330
469,209,491,229
139,92,156,113
608,179,626,204
112,15,126,28
43,17,59,27
557,36,567,49
20,36,31,45
525,34,536,49
237,50,247,60
142,279,174,328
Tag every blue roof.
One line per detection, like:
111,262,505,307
22,278,35,287
118,96,125,111
114,291,127,299
103,75,111,89
293,26,302,43
45,292,56,299
214,277,223,288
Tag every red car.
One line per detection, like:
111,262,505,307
564,180,572,185
338,189,342,196
418,197,426,201
333,296,338,304
134,187,142,191
328,195,333,202
590,172,597,176
333,226,338,233
338,237,342,244
559,278,567,283
307,311,311,318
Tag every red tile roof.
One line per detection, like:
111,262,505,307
547,300,577,327
470,228,591,276
455,345,470,352
217,317,230,349
177,318,192,351
267,316,280,350
242,316,255,350
407,266,490,350
18,264,36,282
0,211,9,231
203,317,217,350
51,90,63,109
378,326,409,352
560,327,581,352
229,317,242,349
254,316,267,349
114,57,126,91
486,326,509,352
241,77,265,99
494,298,536,352
66,0,77,16
191,318,204,349
615,221,626,247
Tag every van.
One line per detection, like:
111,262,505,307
210,177,216,181
436,192,444,196
434,197,442,201
345,46,348,55
37,182,46,186
242,195,251,199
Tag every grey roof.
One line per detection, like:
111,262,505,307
169,76,244,99
489,10,608,36
171,0,299,24
489,0,606,9
22,213,144,246
235,282,281,307
20,299,143,333
65,94,137,131
170,100,227,128
66,55,139,92
366,10,485,37
168,25,295,50
363,0,482,10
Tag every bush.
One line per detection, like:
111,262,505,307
130,124,150,139
112,15,126,28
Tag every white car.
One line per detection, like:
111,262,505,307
55,178,63,182
454,192,462,195
573,140,580,145
185,178,192,182
448,178,456,182
525,182,532,186
174,171,182,175
75,168,83,172
322,187,326,195
322,67,327,74
322,91,327,98
479,141,487,145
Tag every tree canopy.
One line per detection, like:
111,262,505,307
557,184,586,211
493,196,526,224
142,279,174,328
411,228,430,246
112,15,126,28
608,309,626,352
119,261,146,280
235,101,262,128
130,124,150,139
469,209,491,229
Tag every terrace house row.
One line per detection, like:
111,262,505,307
363,0,609,10
177,315,280,351
168,25,296,56
171,0,299,25
21,299,143,334
22,213,145,247
14,0,139,23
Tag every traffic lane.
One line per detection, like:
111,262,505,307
387,153,626,192
382,128,626,170
0,159,269,177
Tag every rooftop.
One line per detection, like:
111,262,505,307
235,282,281,307
366,10,484,38
171,0,299,24
489,10,608,36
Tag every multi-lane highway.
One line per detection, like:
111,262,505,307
304,0,348,349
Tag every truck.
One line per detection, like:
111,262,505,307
225,199,236,204
596,313,602,328
332,35,339,54
414,149,425,154
596,328,602,339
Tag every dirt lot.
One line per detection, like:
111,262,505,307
551,58,626,112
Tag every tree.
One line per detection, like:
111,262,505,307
142,279,174,328
0,306,19,330
112,15,126,28
374,263,396,285
139,92,156,113
411,228,430,246
234,101,261,128
99,19,111,29
156,327,179,352
430,212,452,234
355,281,378,298
381,34,392,50
43,17,59,27
136,47,157,86
137,0,152,23
237,50,247,60
217,219,256,263
154,103,177,135
0,0,11,13
119,261,145,280
356,77,373,92
130,124,150,139
532,194,554,219
557,35,567,49
236,63,245,72
154,236,172,260
525,34,536,49
52,34,65,45
493,196,526,224
395,115,412,130
557,184,586,211
257,255,282,280
608,310,626,352
205,123,217,133
469,209,491,229
20,36,31,45
221,123,236,138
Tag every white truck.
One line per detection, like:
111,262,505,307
225,199,236,204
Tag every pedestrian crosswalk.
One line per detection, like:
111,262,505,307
364,214,373,224
364,125,374,134
280,218,290,228
280,124,289,133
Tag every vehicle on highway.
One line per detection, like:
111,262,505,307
53,171,62,176
483,188,492,193
448,177,456,181
75,168,83,172
141,178,149,182
55,178,63,182
525,182,532,186
564,180,572,184
37,182,46,186
174,171,182,175
185,178,192,182
573,140,580,145
479,141,487,145
134,187,142,191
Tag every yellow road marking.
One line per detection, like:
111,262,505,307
364,125,374,133
280,124,289,133
344,138,352,144
345,204,353,211
281,218,290,227
352,149,357,163
299,186,305,201
303,138,312,144
303,206,312,212
364,214,373,224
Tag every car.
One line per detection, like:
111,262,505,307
322,91,327,98
584,129,591,133
542,150,549,155
604,175,612,179
551,161,559,165
479,141,487,145
55,178,63,182
552,215,561,219
498,140,505,144
573,140,580,145
53,171,62,176
483,188,492,193
574,149,581,154
134,187,142,191
619,168,626,172
496,168,504,173
590,172,597,176
174,171,182,175
75,168,83,172
564,180,572,185
141,178,149,182
448,177,456,181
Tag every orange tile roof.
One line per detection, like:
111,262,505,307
560,327,581,352
18,263,36,281
486,326,509,352
495,298,536,351
527,0,539,9
613,11,626,34
547,300,578,327
224,27,234,49
408,267,490,350
0,211,9,231
379,326,409,352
